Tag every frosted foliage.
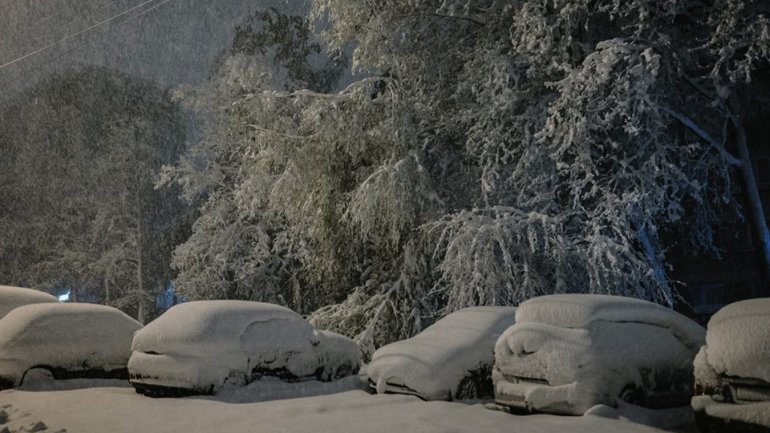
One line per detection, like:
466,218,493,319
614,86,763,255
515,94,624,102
429,208,571,310
170,198,287,303
708,0,770,85
304,0,756,345
218,53,287,95
309,242,428,357
346,154,442,250
169,1,766,350
0,67,187,322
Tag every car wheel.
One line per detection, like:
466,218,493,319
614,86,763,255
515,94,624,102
334,364,352,379
21,367,54,386
454,376,479,400
618,384,646,406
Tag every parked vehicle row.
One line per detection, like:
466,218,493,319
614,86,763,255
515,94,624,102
0,285,767,432
0,287,361,394
367,294,769,432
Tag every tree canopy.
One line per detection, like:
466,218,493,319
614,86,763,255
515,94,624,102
168,1,770,354
0,66,189,322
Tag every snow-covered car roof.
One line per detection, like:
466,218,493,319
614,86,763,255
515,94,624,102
0,303,142,378
709,297,770,326
515,294,705,349
368,306,516,399
702,298,770,383
132,300,315,355
0,285,58,319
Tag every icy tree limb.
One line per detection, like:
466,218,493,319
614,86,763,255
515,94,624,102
428,13,485,26
635,221,673,307
658,106,743,167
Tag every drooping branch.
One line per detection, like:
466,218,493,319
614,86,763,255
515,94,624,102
658,106,743,167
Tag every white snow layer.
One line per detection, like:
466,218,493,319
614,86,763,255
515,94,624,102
692,395,770,427
0,303,142,384
0,386,691,433
701,297,770,382
367,306,516,400
515,294,706,350
0,285,57,319
129,300,360,391
132,300,312,355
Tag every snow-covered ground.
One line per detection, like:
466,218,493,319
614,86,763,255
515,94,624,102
0,377,697,433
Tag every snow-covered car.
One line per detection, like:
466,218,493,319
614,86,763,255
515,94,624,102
493,294,705,415
692,298,770,433
0,303,142,390
128,300,361,397
367,306,517,401
0,285,58,319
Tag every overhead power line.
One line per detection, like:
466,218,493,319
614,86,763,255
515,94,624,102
0,0,173,72
0,0,176,91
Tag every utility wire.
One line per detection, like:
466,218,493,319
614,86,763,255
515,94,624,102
0,0,176,90
0,0,171,72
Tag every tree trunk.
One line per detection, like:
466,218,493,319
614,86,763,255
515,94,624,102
104,278,111,305
634,212,673,306
135,194,146,324
640,228,672,305
734,122,770,280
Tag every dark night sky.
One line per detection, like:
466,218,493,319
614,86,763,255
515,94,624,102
0,0,309,100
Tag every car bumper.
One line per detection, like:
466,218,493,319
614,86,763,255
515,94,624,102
692,395,770,432
367,377,435,400
128,351,214,394
493,369,596,415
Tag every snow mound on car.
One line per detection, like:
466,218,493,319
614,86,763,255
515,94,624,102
315,330,362,372
129,301,359,390
367,306,516,399
703,298,770,382
494,321,695,404
132,300,313,355
0,303,142,374
515,294,705,349
0,285,58,319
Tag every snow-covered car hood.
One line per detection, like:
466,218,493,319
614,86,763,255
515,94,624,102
367,306,516,399
494,322,592,387
368,330,485,398
702,298,770,383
